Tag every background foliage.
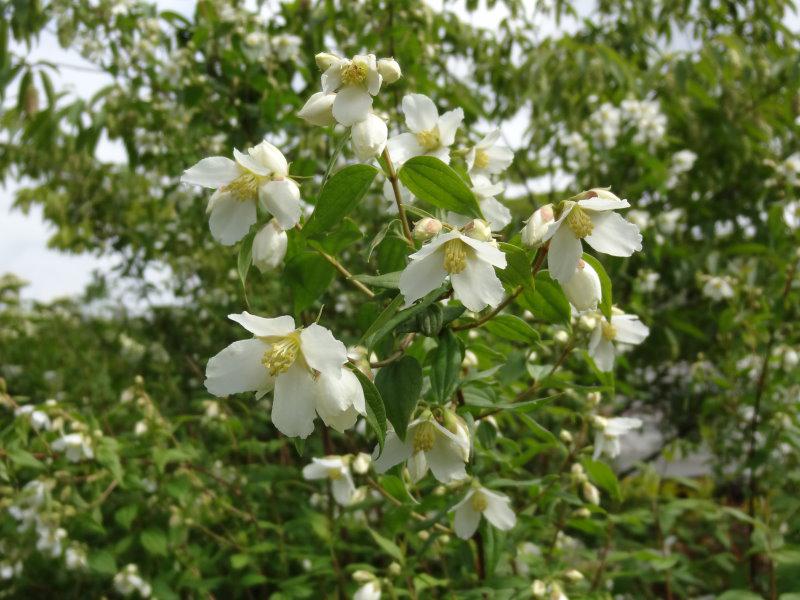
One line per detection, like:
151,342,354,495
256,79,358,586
1,0,799,598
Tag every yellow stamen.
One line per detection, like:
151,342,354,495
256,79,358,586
443,239,469,274
327,468,342,480
473,148,490,169
261,333,300,376
412,421,437,453
340,60,368,86
470,491,488,512
224,172,260,202
601,321,617,341
416,128,440,151
566,204,593,238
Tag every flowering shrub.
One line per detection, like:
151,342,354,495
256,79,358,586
1,1,799,599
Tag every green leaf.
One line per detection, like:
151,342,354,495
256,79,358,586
350,366,387,451
429,329,463,403
6,447,44,471
367,527,404,563
483,314,540,345
88,550,117,575
375,356,423,440
114,505,138,530
496,243,535,293
526,271,571,324
398,156,482,217
581,253,612,320
360,294,405,348
581,458,622,502
379,474,418,504
362,285,447,350
716,591,764,600
141,528,169,556
284,251,336,313
303,164,378,238
237,227,256,299
230,553,251,570
353,271,402,289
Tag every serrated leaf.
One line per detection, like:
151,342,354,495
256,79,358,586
350,366,387,451
375,356,422,440
304,164,378,238
398,156,482,217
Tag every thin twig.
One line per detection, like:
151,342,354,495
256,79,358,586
382,147,415,247
369,333,416,368
315,248,376,298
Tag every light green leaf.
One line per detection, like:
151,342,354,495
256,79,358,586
303,164,378,238
398,156,482,217
581,458,622,502
484,314,540,345
141,529,169,556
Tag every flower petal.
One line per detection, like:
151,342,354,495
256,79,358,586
181,157,239,188
585,211,642,257
228,312,296,337
457,235,507,268
590,337,616,372
301,459,330,480
372,430,412,472
300,323,348,377
480,198,512,230
313,368,362,432
208,195,257,246
249,140,288,176
386,132,424,165
402,94,439,133
204,339,273,397
612,314,649,345
437,108,464,147
271,364,317,438
426,438,468,483
483,490,516,531
260,179,302,230
450,258,505,312
332,87,373,126
578,197,630,211
547,227,583,283
483,145,514,174
320,63,342,93
233,148,270,176
453,502,482,540
331,474,356,506
399,253,448,308
407,451,428,483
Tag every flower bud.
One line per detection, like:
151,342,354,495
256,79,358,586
352,452,371,474
570,463,587,482
463,219,493,241
573,507,591,518
252,220,288,273
561,259,602,312
578,313,597,331
417,530,430,541
352,569,375,583
554,329,569,344
521,204,554,247
582,481,601,506
298,92,336,127
559,430,573,444
531,580,547,598
351,113,388,161
315,52,339,71
377,57,402,83
388,562,402,575
585,187,622,202
564,569,584,582
413,217,442,240
586,391,601,407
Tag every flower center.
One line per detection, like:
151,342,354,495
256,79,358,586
443,239,469,274
412,421,437,453
340,60,368,86
566,204,594,238
224,172,261,202
416,128,440,151
601,321,617,341
327,467,342,480
473,148,490,169
470,491,488,512
261,333,300,376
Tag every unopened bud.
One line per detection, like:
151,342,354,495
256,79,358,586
582,481,600,505
561,259,602,312
463,219,493,242
586,391,601,407
413,217,442,240
554,330,570,344
315,52,340,71
352,452,371,474
377,57,402,83
573,507,591,518
252,220,288,272
559,430,573,444
531,580,547,598
570,463,587,482
352,569,375,583
521,204,554,247
388,561,401,575
298,92,336,127
564,568,584,581
417,530,430,541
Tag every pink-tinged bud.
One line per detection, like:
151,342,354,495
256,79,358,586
521,203,554,247
413,217,442,240
560,259,602,312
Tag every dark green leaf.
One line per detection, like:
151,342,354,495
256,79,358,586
350,366,387,451
484,314,540,345
303,164,378,238
428,329,463,403
526,271,571,324
375,356,423,440
398,156,482,217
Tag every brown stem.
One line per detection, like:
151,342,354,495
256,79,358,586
369,333,416,368
474,531,487,581
382,147,415,247
315,247,375,298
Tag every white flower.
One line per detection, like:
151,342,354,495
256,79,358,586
65,545,88,570
113,564,152,598
471,174,511,230
702,276,734,301
561,259,602,313
544,189,642,283
451,485,516,539
297,92,336,127
252,220,288,272
134,420,148,436
270,34,302,62
351,113,388,161
783,200,799,230
521,204,555,248
592,415,643,459
320,53,384,126
386,94,464,165
52,433,94,462
181,140,301,245
588,311,649,372
466,129,514,176
204,312,365,438
377,57,402,84
36,523,67,557
0,561,22,580
354,580,382,600
399,230,506,312
671,149,697,174
372,416,469,484
302,456,356,506
352,452,372,474
14,405,51,431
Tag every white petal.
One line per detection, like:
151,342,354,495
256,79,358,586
427,144,452,164
458,234,507,268
249,140,288,175
450,258,505,312
590,337,616,372
399,253,448,308
408,230,460,261
234,148,270,176
483,146,514,174
578,197,630,211
228,312,295,337
271,364,317,438
453,502,482,540
436,108,464,147
483,490,516,531
592,431,605,460
479,198,511,231
302,459,330,480
407,451,428,483
299,324,348,377
543,203,574,242
204,339,273,397
585,211,642,257
260,179,302,230
331,474,356,506
351,113,388,161
320,63,343,93
372,430,412,472
426,439,468,483
181,157,239,188
366,68,382,96
386,132,424,165
402,93,439,133
612,314,649,345
332,87,373,126
605,417,643,435
547,227,583,283
313,369,361,433
208,195,257,246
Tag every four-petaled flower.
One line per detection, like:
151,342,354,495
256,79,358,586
588,310,649,372
466,129,514,176
387,94,464,165
451,485,516,539
302,456,357,506
205,312,365,438
320,53,384,126
592,415,643,459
